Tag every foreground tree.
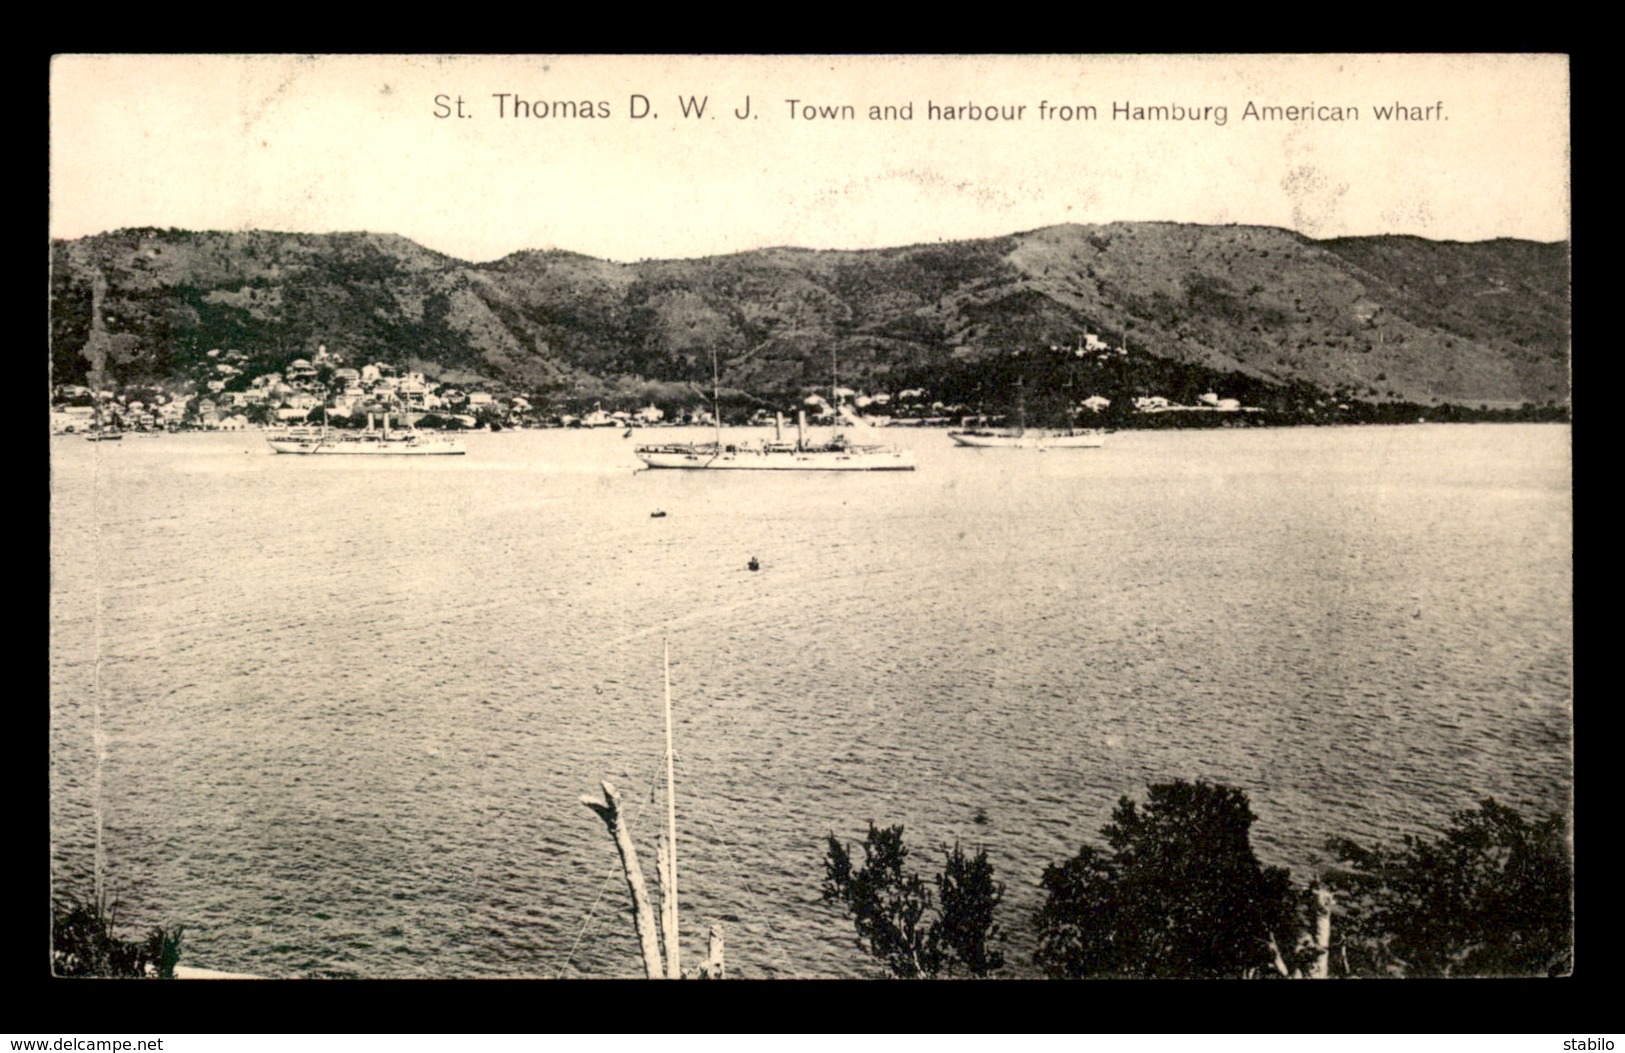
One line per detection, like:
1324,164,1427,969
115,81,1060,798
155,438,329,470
1324,798,1572,977
1032,780,1300,978
52,894,183,978
822,823,1005,978
932,841,1006,976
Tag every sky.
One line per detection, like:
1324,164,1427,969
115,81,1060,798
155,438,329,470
49,54,1570,263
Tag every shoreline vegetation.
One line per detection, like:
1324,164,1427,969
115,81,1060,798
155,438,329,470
50,892,182,979
819,784,1572,981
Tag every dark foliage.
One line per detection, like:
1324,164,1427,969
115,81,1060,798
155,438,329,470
1032,780,1298,978
823,823,1005,978
823,824,933,978
930,841,1006,976
52,894,183,979
1324,799,1572,977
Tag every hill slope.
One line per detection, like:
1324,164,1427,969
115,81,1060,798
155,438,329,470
49,223,1570,410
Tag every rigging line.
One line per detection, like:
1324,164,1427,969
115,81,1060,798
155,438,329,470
695,809,801,978
556,751,665,979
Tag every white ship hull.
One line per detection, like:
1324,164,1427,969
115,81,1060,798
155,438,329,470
635,442,915,471
948,429,1105,449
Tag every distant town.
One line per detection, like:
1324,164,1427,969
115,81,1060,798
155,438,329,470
52,331,1566,437
50,335,1285,435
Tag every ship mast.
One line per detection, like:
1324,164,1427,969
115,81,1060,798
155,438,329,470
662,638,680,978
832,349,842,431
710,348,722,446
831,349,847,441
580,644,726,980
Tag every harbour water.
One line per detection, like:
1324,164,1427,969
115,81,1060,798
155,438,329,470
48,424,1573,978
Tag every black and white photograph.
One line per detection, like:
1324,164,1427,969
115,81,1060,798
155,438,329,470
48,54,1571,983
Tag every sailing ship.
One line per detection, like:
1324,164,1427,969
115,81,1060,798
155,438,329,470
266,409,466,455
83,399,124,442
635,352,915,471
948,355,1106,450
948,424,1104,450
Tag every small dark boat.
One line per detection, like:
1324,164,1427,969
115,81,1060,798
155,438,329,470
651,510,667,518
747,557,760,572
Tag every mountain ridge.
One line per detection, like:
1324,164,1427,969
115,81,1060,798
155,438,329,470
49,222,1570,412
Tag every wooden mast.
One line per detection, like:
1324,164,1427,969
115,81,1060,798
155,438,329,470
582,642,725,979
710,349,721,446
662,638,680,978
831,349,841,437
1014,373,1026,437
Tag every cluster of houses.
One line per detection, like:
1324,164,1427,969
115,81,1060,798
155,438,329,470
50,337,1257,434
223,346,526,424
1135,393,1256,413
48,344,958,433
50,345,545,433
570,405,704,428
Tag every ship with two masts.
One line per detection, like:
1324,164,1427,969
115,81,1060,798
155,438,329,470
266,409,466,455
635,352,915,471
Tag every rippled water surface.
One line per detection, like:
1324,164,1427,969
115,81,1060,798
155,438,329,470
49,425,1572,978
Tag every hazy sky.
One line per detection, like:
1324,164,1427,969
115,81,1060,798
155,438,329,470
50,54,1569,263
